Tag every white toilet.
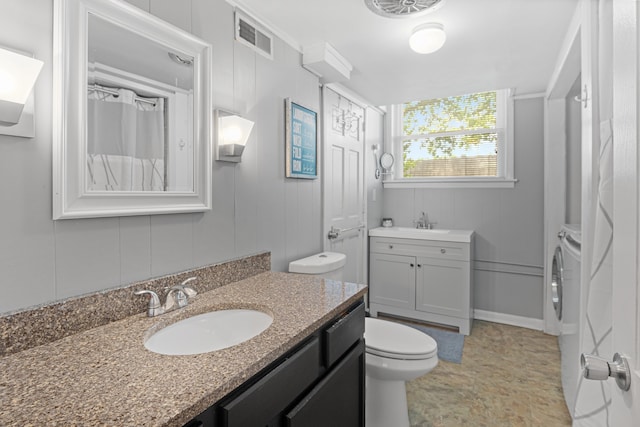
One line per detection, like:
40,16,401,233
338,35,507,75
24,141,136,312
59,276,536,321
364,317,438,427
289,252,438,427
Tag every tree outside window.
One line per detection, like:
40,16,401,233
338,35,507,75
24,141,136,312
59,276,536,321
401,91,502,178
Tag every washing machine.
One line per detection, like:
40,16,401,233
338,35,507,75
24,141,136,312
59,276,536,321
554,224,582,417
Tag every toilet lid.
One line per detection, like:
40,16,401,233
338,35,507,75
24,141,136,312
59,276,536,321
288,252,346,274
364,318,437,360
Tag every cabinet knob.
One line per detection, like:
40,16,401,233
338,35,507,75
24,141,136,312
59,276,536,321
409,263,414,267
389,245,394,249
417,264,422,268
440,248,446,254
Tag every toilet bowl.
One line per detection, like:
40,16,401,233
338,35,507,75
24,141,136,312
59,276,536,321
365,317,438,427
288,252,438,427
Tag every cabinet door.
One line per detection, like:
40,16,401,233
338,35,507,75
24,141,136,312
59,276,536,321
220,338,321,426
415,257,469,318
285,340,365,427
369,253,416,309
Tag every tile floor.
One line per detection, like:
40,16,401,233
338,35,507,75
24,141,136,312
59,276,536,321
406,320,573,427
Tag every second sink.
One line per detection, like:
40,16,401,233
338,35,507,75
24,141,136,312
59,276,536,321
369,226,474,243
144,309,273,356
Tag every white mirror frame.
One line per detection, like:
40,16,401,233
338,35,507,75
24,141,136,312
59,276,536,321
53,0,212,219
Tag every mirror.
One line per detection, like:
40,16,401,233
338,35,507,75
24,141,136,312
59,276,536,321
53,0,212,219
380,152,394,170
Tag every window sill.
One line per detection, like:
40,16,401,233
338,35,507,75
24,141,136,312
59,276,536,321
382,177,518,189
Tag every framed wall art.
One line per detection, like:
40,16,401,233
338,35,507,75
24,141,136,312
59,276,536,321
285,98,317,179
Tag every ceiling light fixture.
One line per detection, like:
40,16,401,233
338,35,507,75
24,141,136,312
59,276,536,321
409,23,446,54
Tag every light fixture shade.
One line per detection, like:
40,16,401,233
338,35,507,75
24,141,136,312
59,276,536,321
0,47,44,126
216,110,255,163
409,23,446,54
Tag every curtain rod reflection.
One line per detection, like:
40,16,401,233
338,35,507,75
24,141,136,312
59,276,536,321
88,84,158,106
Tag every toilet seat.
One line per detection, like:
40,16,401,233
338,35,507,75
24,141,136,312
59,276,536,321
365,318,437,360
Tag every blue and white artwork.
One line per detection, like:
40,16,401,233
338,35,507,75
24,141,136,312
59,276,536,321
286,99,317,179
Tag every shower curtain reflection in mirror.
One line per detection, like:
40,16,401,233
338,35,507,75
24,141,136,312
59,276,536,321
87,86,166,191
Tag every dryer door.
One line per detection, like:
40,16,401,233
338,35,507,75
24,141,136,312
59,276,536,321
552,246,564,321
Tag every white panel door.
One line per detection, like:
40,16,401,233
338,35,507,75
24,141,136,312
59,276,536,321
610,0,640,423
322,87,365,284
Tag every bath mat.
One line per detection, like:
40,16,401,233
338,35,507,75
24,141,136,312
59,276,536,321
406,324,465,364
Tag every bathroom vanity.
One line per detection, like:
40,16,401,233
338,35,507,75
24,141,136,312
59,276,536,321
368,227,474,335
188,302,365,427
0,272,366,426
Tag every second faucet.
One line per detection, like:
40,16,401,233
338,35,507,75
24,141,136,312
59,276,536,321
415,212,434,229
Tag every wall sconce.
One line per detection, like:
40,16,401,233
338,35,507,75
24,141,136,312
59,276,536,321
215,109,255,163
409,23,446,54
0,47,44,134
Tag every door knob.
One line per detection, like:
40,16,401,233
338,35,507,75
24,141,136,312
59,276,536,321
581,352,631,391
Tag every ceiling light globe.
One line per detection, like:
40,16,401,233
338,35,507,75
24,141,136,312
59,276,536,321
409,23,446,54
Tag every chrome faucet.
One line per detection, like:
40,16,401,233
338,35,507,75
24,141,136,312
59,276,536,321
415,212,432,229
164,286,188,310
134,290,164,317
135,277,198,317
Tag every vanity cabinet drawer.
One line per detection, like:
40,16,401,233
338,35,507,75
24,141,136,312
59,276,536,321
323,302,365,368
370,237,469,261
220,337,321,426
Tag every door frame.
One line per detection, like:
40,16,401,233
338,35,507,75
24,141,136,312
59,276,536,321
543,4,582,335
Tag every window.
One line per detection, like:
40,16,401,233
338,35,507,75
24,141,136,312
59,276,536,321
387,89,515,188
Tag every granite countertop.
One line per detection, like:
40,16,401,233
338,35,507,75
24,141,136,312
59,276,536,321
0,272,367,426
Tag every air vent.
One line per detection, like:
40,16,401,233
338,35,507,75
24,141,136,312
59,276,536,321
364,0,445,18
235,11,274,60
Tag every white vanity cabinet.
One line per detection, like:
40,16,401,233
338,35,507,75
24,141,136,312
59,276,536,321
368,228,474,335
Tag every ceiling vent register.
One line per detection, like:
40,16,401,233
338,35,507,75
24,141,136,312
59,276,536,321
235,11,274,60
364,0,445,18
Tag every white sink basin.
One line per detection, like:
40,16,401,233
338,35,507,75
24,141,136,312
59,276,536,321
144,309,273,356
369,226,474,243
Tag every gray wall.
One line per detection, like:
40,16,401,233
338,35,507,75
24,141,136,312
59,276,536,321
381,98,545,319
365,108,385,232
364,107,385,286
0,0,323,314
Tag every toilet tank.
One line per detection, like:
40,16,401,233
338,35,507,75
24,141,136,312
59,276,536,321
288,252,346,281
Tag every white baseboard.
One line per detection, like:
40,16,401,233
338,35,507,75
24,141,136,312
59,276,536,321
474,309,545,331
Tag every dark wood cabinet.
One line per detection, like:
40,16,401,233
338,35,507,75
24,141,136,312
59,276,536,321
285,340,365,427
183,300,365,427
220,338,321,426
